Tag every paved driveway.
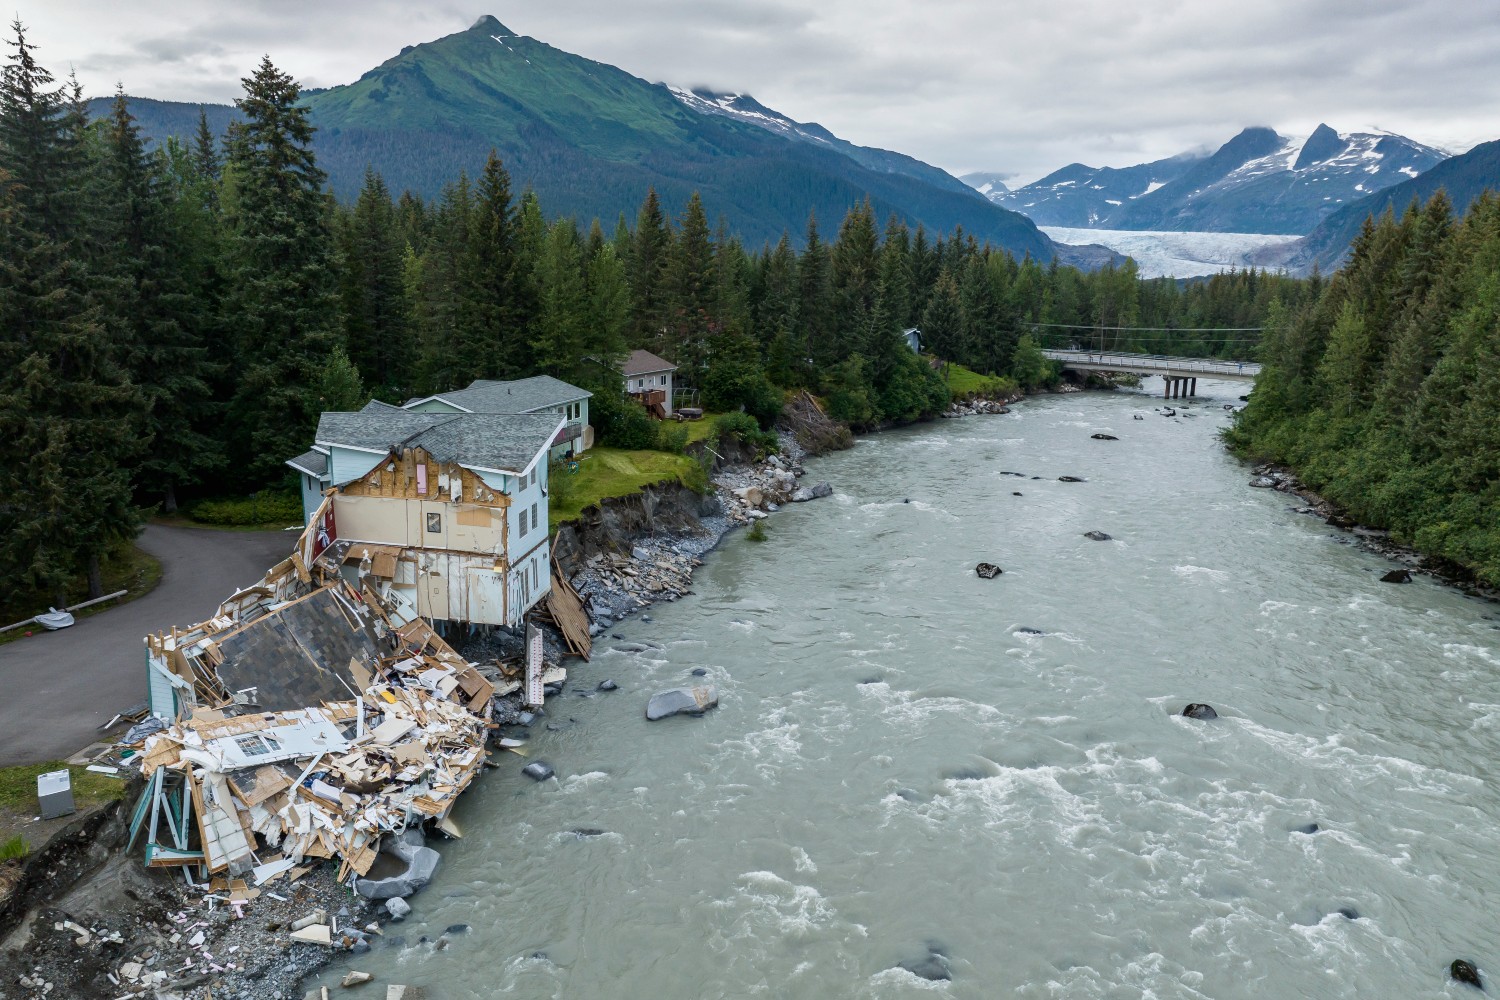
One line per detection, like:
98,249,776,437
0,524,294,766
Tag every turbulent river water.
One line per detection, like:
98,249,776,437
310,384,1500,999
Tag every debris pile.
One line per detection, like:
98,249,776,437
122,514,525,904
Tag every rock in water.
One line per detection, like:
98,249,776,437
1133,414,1144,420
596,679,618,692
896,946,953,982
1451,960,1483,989
1090,433,1118,440
810,481,833,498
1058,475,1087,482
385,897,412,921
522,761,556,781
1182,703,1219,720
1249,476,1278,488
975,563,1003,579
1381,568,1413,583
645,686,719,721
1083,531,1112,541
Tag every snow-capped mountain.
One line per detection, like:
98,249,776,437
976,125,1449,235
665,86,981,198
957,171,1010,198
974,153,1205,228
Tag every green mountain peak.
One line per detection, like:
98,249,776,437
469,14,511,34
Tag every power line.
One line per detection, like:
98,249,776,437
1028,322,1266,333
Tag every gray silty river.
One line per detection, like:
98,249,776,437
310,384,1500,998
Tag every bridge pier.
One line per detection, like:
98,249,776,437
1162,376,1198,399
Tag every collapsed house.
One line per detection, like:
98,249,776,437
127,501,569,891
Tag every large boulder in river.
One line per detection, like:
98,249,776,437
896,945,953,982
810,481,833,498
1380,568,1413,584
975,563,1003,579
646,686,719,721
1090,433,1118,441
790,487,814,503
1450,960,1483,989
1181,703,1219,720
355,830,442,900
1083,531,1112,541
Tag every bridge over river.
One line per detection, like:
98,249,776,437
1041,349,1261,398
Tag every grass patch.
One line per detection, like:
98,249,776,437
678,412,724,446
186,491,304,528
549,447,701,530
0,542,162,644
942,362,1016,401
0,762,127,816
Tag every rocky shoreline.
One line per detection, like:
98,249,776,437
1247,463,1500,602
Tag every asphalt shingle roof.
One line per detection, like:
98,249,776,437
285,450,327,477
623,349,677,376
313,410,562,475
429,375,591,414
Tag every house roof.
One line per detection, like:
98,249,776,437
285,450,327,478
418,375,592,415
360,399,405,414
314,410,564,477
315,412,453,453
623,350,677,377
407,413,564,475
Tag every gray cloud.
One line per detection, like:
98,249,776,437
14,1,1499,183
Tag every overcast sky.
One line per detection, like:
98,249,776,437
13,1,1499,185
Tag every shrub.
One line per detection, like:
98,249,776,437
589,389,657,450
189,491,304,526
717,411,778,455
655,423,691,454
746,519,768,542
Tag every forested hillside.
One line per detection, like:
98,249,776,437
1,27,1299,606
1229,193,1500,585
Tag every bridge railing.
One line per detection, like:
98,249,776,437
1041,349,1259,376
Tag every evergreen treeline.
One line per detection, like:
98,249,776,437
0,31,1296,603
1229,192,1500,586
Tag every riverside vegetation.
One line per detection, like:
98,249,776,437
1228,192,1500,587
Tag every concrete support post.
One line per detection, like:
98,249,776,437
1190,377,1197,397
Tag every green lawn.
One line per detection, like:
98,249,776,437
0,761,129,853
679,412,724,445
549,447,702,529
943,361,1016,400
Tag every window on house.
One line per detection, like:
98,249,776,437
518,510,529,538
426,512,442,533
660,375,667,386
530,503,538,531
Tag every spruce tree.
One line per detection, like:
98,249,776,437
0,22,145,598
97,89,220,512
665,192,715,380
340,168,413,396
220,56,342,486
627,187,671,351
